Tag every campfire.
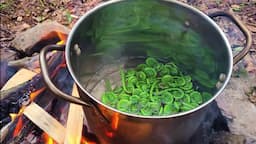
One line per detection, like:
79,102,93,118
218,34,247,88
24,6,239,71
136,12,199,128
0,27,99,144
0,23,228,144
1,14,251,144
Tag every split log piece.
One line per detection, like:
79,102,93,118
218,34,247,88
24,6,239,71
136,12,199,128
64,84,84,144
23,102,66,144
1,68,37,91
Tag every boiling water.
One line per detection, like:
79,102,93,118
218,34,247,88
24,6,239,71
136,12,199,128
70,0,230,103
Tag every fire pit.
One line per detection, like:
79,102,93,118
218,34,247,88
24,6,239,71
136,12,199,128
0,37,220,144
0,26,99,144
38,1,252,144
0,20,252,144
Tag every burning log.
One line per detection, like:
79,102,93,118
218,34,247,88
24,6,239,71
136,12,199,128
1,67,74,143
7,56,39,72
1,68,37,91
1,20,101,144
23,102,66,144
1,51,64,99
0,50,68,140
0,69,37,132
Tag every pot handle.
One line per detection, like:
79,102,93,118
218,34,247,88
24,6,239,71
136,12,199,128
208,11,252,65
39,44,91,107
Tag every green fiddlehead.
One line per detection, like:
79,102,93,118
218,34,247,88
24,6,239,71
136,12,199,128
101,57,214,116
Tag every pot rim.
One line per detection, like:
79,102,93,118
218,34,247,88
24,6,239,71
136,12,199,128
65,0,233,119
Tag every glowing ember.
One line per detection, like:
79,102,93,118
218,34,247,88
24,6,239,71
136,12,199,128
42,133,55,144
13,117,23,137
105,131,114,138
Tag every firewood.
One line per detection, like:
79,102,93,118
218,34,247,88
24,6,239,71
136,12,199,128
0,68,37,100
64,84,84,144
23,102,66,144
1,68,37,91
0,69,37,142
9,117,36,144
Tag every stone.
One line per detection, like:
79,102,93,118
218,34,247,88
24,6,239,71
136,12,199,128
211,131,256,144
17,16,23,22
10,21,70,55
216,74,256,139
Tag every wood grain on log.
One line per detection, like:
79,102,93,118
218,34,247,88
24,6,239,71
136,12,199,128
23,102,66,144
64,84,84,144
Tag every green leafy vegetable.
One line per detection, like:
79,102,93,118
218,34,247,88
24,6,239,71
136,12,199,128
144,67,157,78
190,91,203,104
163,103,179,115
146,57,159,67
117,99,131,112
101,57,214,116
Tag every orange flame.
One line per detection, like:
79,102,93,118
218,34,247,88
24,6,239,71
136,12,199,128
41,31,67,45
42,132,55,144
66,135,82,144
56,32,67,45
10,88,46,137
10,88,44,123
81,137,97,144
30,87,46,101
10,113,18,121
13,117,23,137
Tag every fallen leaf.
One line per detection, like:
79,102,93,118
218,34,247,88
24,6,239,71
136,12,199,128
244,54,256,73
246,23,256,33
17,16,23,22
231,4,241,12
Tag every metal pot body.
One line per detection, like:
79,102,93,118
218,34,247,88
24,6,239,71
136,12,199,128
80,94,210,144
66,0,233,143
39,0,251,144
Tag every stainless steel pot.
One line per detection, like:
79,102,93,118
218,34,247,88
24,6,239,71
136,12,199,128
39,0,252,143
